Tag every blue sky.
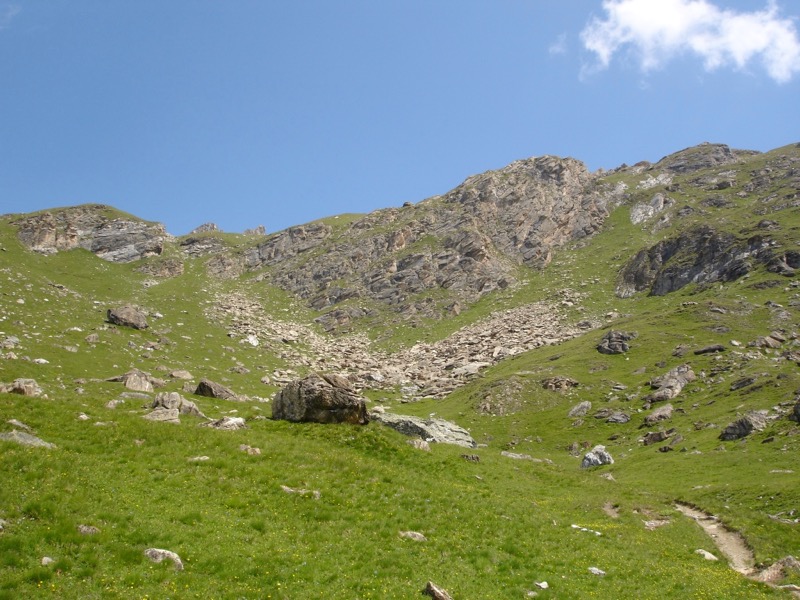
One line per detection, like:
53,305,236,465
1,1,798,235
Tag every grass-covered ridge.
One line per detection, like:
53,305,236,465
1,142,799,598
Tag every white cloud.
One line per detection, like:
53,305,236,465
580,0,800,83
0,4,20,30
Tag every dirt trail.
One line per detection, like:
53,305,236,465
674,502,755,575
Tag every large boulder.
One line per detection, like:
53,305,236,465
272,374,367,424
370,411,477,448
107,306,148,330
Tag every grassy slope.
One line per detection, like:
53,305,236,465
1,146,799,598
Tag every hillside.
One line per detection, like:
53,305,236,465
1,141,799,598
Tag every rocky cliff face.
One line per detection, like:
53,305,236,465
13,205,166,263
231,155,612,314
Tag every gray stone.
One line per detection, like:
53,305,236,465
273,374,367,425
0,378,43,397
581,445,614,468
370,411,476,448
597,330,636,354
399,531,427,542
195,379,240,401
0,430,56,449
142,407,180,424
645,364,695,404
202,416,247,430
152,391,206,418
144,548,184,571
568,401,592,418
423,581,453,600
645,404,673,425
107,306,148,330
719,411,768,441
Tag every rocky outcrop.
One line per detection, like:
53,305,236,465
719,411,769,440
617,227,776,298
224,155,612,319
14,205,165,262
645,365,695,405
0,378,43,397
369,410,477,448
650,143,748,174
597,330,635,354
272,374,367,424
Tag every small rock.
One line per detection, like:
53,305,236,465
77,524,100,535
407,439,431,451
588,567,606,576
280,485,321,500
534,581,549,589
41,557,55,566
144,548,184,571
0,431,56,449
399,531,427,542
202,416,246,430
239,444,261,455
188,455,210,462
695,549,718,561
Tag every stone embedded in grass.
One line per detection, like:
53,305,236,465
7,419,32,432
645,364,695,405
369,411,476,447
0,430,56,449
169,369,194,380
597,330,636,354
144,548,184,571
239,444,261,455
77,524,100,535
568,401,592,418
581,445,614,468
280,485,320,500
152,391,206,418
41,556,55,566
195,378,241,401
588,566,606,576
142,407,180,424
695,549,718,561
399,530,427,542
542,375,579,392
423,581,453,599
0,378,43,397
407,439,431,451
719,410,768,441
107,305,148,330
644,403,673,426
202,416,246,430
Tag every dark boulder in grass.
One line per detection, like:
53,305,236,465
195,379,240,401
107,305,148,330
272,374,367,424
719,410,768,441
597,330,636,354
